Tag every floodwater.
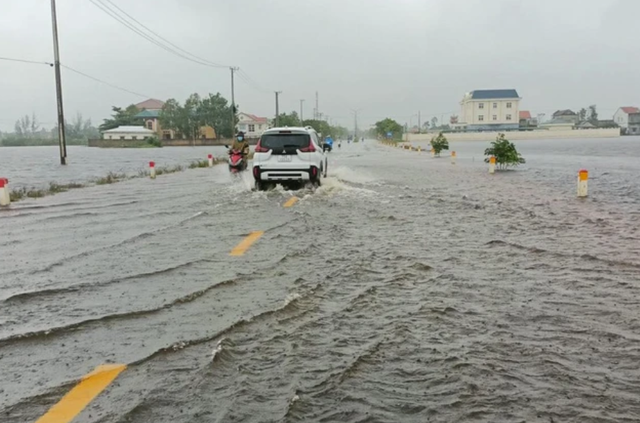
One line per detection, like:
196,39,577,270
1,138,640,422
0,145,229,188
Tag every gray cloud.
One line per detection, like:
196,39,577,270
0,0,637,131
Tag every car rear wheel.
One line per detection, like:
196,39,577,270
323,158,328,178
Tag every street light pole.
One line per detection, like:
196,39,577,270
50,0,67,165
274,91,281,127
300,99,305,124
230,66,239,136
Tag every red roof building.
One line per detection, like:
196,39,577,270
519,110,532,120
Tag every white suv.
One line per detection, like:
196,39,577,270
252,126,327,191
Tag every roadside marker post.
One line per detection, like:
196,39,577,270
489,156,496,174
0,178,10,207
451,151,456,165
149,161,156,179
577,169,588,198
208,154,213,167
431,148,435,158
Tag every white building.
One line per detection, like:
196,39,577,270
460,89,521,131
102,125,155,140
237,113,269,138
613,107,639,130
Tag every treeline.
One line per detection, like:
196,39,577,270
274,111,349,138
0,113,99,146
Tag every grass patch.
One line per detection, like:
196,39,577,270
155,164,184,176
95,171,127,185
188,159,210,169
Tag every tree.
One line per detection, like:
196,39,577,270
430,132,449,156
431,117,438,128
99,104,140,131
374,118,403,140
578,108,587,122
302,119,331,137
484,133,525,170
199,93,235,138
275,111,301,127
588,104,598,123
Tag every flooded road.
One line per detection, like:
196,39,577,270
1,139,640,422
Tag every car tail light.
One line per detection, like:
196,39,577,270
253,166,260,179
311,166,318,177
254,141,269,153
300,143,315,153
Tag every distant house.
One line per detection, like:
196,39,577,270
628,113,640,135
459,89,521,131
135,98,165,111
613,107,640,131
519,110,535,127
102,125,155,140
552,109,579,123
237,113,269,138
133,98,216,140
540,118,575,131
576,121,596,129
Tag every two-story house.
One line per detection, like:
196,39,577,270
460,89,521,131
133,98,215,139
613,107,640,132
627,112,640,135
237,113,269,138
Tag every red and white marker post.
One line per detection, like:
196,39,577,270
0,178,10,207
149,161,156,179
577,169,588,198
208,154,213,167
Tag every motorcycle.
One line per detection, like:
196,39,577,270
227,149,247,173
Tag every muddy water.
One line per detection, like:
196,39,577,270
1,140,640,422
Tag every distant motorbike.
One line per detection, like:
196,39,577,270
227,149,247,173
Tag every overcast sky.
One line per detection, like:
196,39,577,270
1,0,639,131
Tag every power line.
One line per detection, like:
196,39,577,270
100,0,228,68
89,0,227,69
236,69,270,93
0,56,53,66
61,64,151,98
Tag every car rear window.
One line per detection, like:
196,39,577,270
261,133,310,149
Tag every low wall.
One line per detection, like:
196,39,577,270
406,128,620,142
88,138,259,148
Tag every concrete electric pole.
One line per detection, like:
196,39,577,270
230,66,239,136
274,91,281,127
50,0,67,165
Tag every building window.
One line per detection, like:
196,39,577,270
506,102,512,108
146,121,153,130
493,103,497,108
493,115,497,121
506,114,512,121
478,115,484,121
108,135,112,139
479,103,484,109
248,124,255,132
120,136,125,140
132,136,137,140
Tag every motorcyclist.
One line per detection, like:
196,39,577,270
231,131,250,158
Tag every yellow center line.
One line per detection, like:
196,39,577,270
36,364,127,423
230,231,264,256
283,197,299,208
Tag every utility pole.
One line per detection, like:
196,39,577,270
50,0,67,165
274,91,281,127
300,99,305,124
315,91,319,120
350,109,362,139
418,111,421,133
230,66,238,137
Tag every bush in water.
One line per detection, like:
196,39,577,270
430,132,449,156
484,133,526,170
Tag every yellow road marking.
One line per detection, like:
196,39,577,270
283,197,299,208
36,364,126,423
230,231,264,256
